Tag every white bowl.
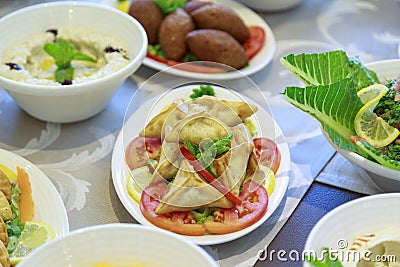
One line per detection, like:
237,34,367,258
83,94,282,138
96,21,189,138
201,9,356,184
17,224,219,267
323,59,400,192
235,0,304,12
0,2,147,123
304,193,400,266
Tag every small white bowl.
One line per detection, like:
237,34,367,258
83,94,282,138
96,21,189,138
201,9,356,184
304,193,400,267
17,224,219,267
323,59,400,192
235,0,304,12
0,2,147,123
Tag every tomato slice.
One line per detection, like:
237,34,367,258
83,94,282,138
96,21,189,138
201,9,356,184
243,26,265,60
125,136,162,171
140,181,206,236
253,137,281,174
140,180,268,236
204,180,268,234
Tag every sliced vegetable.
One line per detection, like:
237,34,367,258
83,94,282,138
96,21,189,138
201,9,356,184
253,137,281,174
180,145,242,206
140,181,206,236
243,26,265,59
125,136,162,171
17,167,34,222
204,179,268,234
140,180,268,235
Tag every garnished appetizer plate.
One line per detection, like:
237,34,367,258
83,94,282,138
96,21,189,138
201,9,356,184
111,85,290,245
102,0,276,80
0,149,69,237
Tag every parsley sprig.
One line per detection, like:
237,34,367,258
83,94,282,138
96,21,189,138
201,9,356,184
183,132,233,176
190,85,215,99
6,183,25,254
44,39,97,85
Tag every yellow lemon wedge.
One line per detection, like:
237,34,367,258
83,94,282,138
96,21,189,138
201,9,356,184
126,166,152,203
354,84,400,148
116,0,130,13
0,163,17,182
357,84,389,104
10,221,55,265
259,165,276,196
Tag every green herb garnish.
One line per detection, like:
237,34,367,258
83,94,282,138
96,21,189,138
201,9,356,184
305,248,343,267
183,132,233,176
190,85,215,99
190,208,216,224
6,183,25,254
153,0,186,14
44,39,97,85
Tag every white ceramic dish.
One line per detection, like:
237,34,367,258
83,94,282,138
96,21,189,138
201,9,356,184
103,0,276,80
17,223,218,267
111,85,290,245
0,148,69,238
322,59,400,192
304,193,400,267
0,2,147,123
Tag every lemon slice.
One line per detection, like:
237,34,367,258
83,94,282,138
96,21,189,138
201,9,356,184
0,163,17,182
354,84,400,148
126,166,152,203
259,165,276,196
116,0,130,13
10,221,54,265
357,84,389,104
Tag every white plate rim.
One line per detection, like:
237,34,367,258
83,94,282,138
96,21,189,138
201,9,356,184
102,0,276,80
0,149,69,238
111,86,290,245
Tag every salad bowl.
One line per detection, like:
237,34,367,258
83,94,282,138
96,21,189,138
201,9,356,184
323,59,400,192
281,51,400,192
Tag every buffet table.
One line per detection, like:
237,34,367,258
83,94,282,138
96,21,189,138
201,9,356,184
1,0,399,266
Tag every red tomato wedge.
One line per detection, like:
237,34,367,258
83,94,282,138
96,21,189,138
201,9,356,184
253,137,281,174
204,180,268,234
243,26,266,59
140,180,268,236
125,136,162,171
180,146,242,206
140,181,206,236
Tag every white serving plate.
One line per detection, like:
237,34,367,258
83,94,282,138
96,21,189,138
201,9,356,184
111,85,290,245
102,0,276,80
0,149,69,238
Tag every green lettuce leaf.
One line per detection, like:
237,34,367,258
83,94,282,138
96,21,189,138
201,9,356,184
283,78,363,151
280,50,379,89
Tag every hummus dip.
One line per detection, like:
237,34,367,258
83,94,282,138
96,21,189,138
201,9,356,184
341,228,400,267
0,27,129,86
